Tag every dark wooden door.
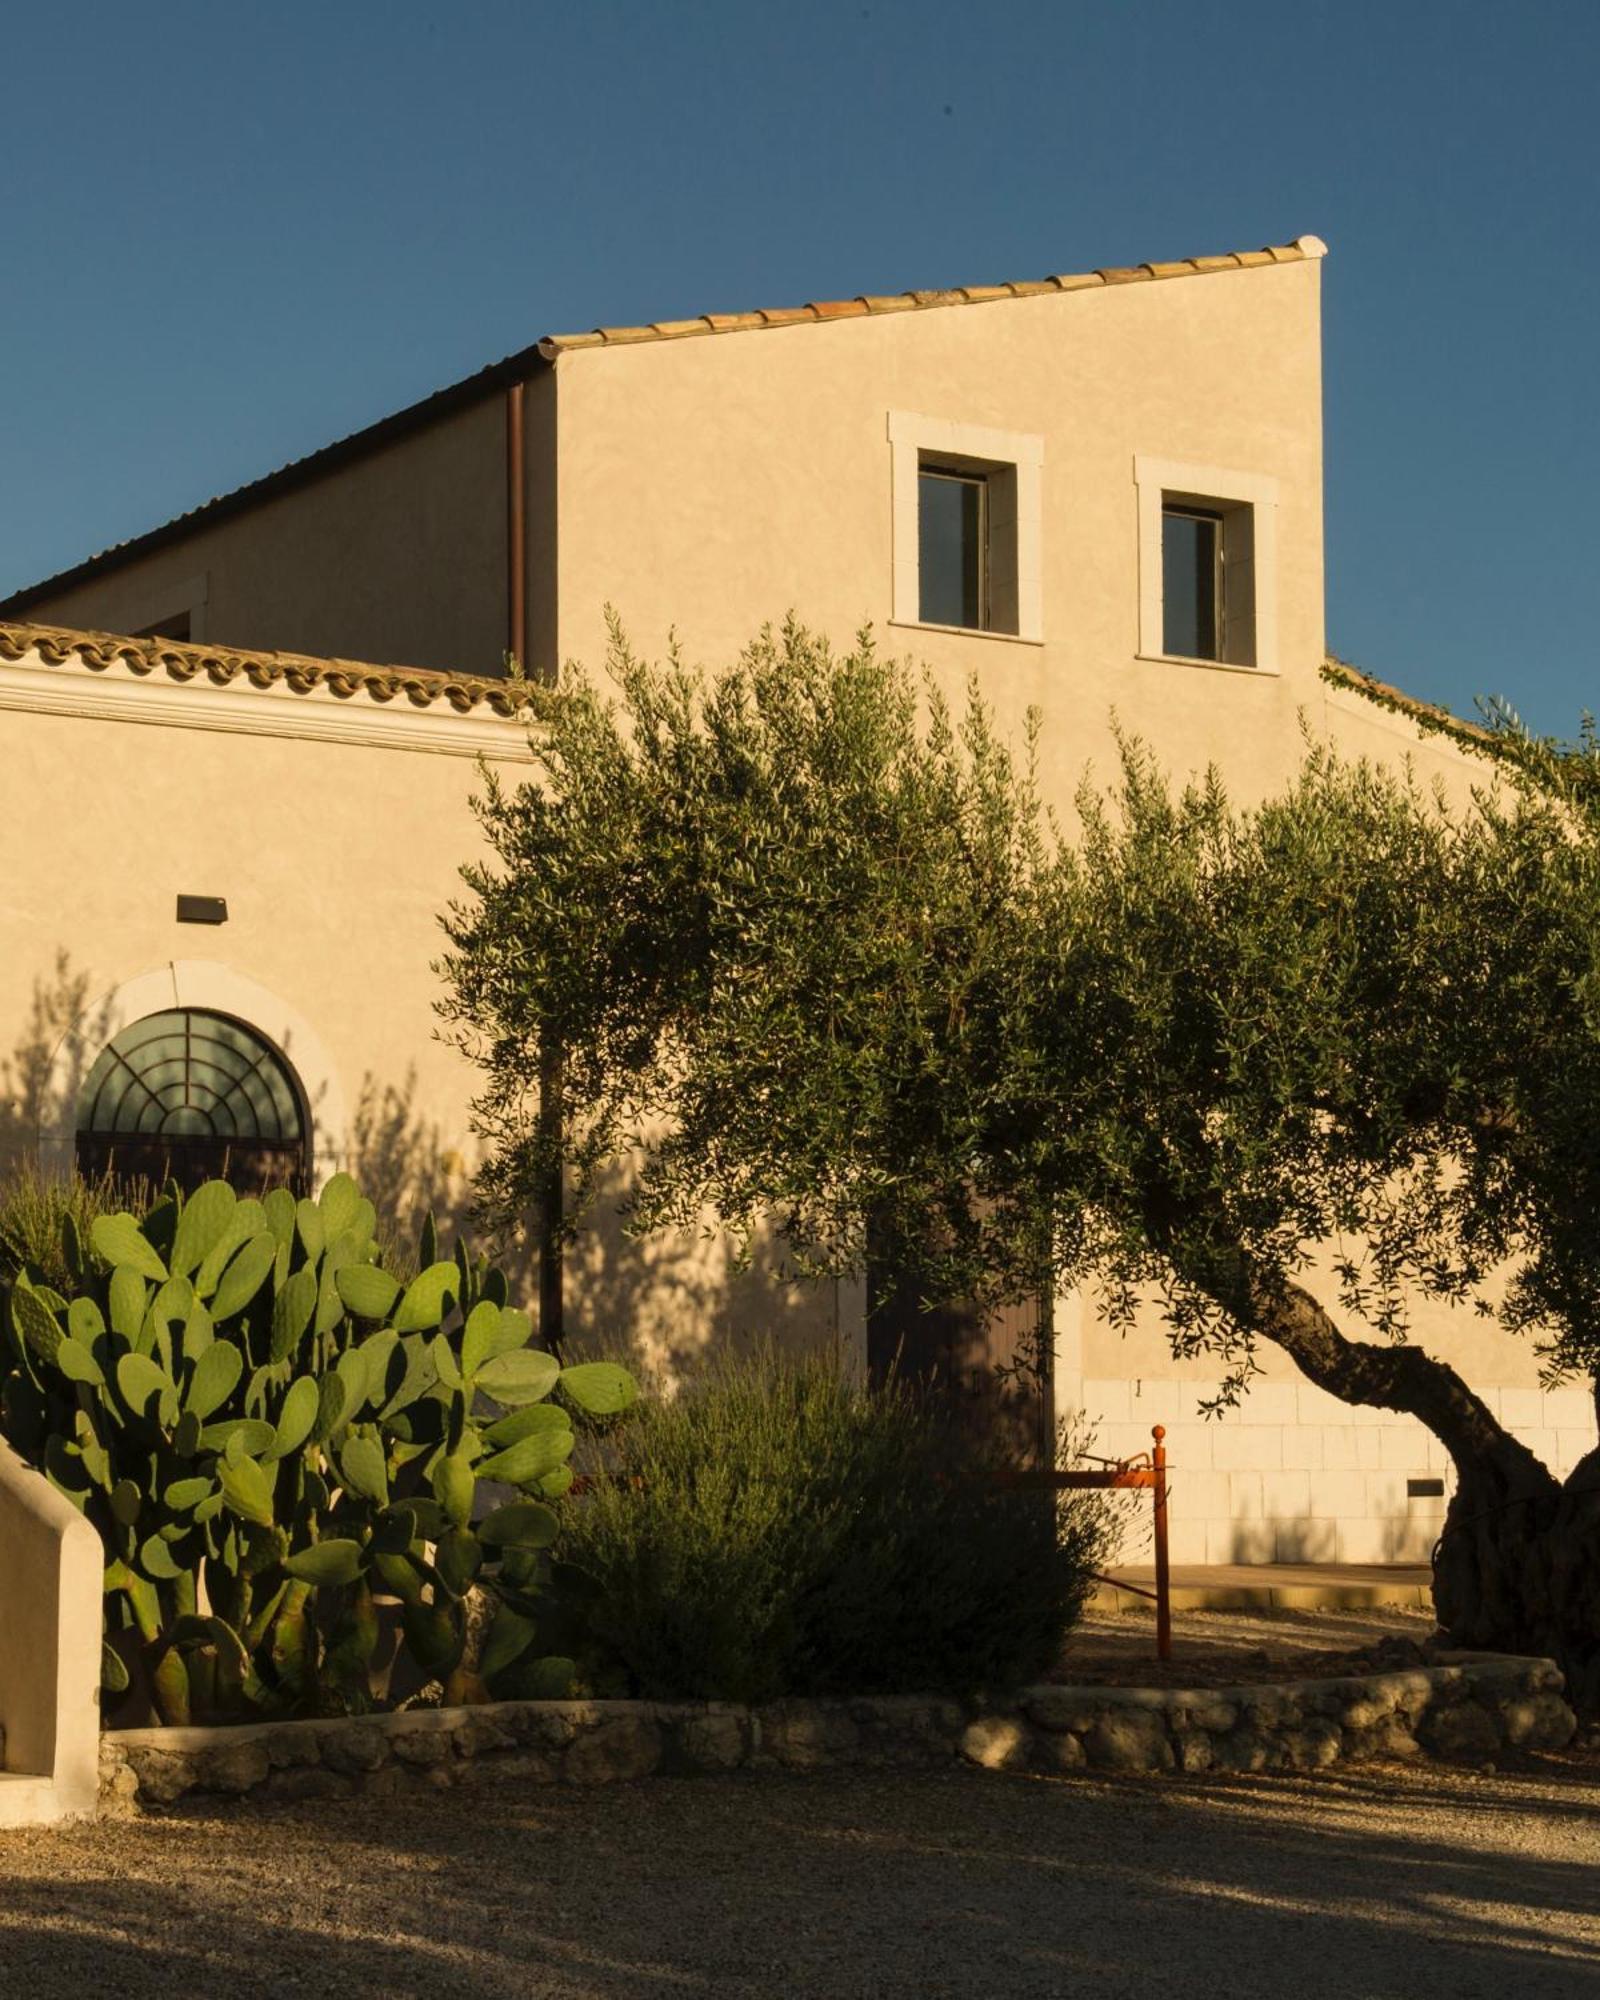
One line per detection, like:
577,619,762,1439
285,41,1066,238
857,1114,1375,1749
866,1244,1053,1465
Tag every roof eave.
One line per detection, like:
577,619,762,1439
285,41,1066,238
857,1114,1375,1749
0,345,555,615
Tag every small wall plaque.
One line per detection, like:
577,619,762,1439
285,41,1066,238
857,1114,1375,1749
1406,1477,1445,1499
176,895,228,926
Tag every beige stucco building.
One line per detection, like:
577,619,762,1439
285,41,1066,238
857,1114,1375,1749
4,234,1591,1569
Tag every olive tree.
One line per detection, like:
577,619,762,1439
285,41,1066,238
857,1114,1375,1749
440,620,1600,1705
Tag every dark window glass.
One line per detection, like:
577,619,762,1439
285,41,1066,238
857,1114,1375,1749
919,469,985,628
75,1009,309,1195
135,612,192,642
1162,507,1220,660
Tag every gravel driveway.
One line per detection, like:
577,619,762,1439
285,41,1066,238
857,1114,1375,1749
1,1758,1596,1998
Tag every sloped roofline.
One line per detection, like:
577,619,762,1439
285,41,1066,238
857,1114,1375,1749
0,236,1325,615
534,235,1326,352
1320,655,1497,755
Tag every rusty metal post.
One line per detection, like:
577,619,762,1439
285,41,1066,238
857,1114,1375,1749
537,1036,564,1355
1151,1424,1171,1661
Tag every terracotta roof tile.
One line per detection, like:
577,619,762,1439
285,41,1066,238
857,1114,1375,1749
0,620,534,720
0,235,1325,612
537,235,1324,354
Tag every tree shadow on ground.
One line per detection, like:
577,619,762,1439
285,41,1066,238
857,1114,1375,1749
0,1759,1595,1999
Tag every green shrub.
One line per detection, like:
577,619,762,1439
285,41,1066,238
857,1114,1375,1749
0,1170,637,1723
561,1347,1114,1702
0,1162,135,1294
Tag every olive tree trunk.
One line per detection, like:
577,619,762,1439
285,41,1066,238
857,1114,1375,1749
1249,1277,1600,1715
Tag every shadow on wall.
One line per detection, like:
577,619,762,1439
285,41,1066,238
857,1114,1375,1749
0,953,112,1177
561,1156,842,1387
0,958,485,1262
342,1066,481,1269
1108,1510,1441,1570
2,962,830,1366
1222,1513,1442,1565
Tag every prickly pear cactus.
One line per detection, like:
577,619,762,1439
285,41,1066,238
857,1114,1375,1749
0,1174,636,1722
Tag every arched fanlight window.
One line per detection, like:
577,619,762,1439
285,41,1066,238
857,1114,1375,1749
75,1009,309,1195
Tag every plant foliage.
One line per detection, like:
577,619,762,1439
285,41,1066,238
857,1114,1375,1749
0,1170,636,1722
441,616,1050,1301
442,618,1600,1695
561,1347,1113,1702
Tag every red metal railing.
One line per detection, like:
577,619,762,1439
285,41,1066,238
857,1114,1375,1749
1012,1425,1171,1660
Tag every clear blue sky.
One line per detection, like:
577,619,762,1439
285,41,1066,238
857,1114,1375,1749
4,0,1595,733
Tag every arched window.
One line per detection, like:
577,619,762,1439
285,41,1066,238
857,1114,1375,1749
75,1009,309,1195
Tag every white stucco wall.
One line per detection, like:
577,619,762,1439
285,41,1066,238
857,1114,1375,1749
1080,1376,1596,1569
0,1440,102,1824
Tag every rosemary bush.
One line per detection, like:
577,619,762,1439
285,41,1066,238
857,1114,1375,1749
563,1346,1114,1702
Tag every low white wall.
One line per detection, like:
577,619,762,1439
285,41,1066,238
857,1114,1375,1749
1082,1380,1599,1568
0,1439,103,1823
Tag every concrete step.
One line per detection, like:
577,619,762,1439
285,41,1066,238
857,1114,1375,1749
1094,1562,1433,1614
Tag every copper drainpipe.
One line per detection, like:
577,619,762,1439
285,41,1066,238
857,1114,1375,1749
507,380,565,1349
505,380,526,673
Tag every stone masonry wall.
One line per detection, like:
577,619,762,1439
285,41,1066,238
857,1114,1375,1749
98,1653,1575,1812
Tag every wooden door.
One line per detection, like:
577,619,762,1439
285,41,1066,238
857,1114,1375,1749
866,1245,1053,1466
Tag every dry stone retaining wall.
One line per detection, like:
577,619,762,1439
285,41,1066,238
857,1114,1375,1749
98,1652,1575,1812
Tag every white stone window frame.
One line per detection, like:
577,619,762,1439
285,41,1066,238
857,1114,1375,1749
1135,456,1280,676
888,411,1044,645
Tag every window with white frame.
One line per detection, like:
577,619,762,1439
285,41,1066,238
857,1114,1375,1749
889,412,1043,642
1135,457,1278,673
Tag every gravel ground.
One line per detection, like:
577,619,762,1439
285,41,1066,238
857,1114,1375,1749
1056,1602,1440,1685
1,1755,1596,1999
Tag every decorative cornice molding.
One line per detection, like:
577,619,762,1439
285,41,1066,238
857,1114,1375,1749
0,649,537,760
